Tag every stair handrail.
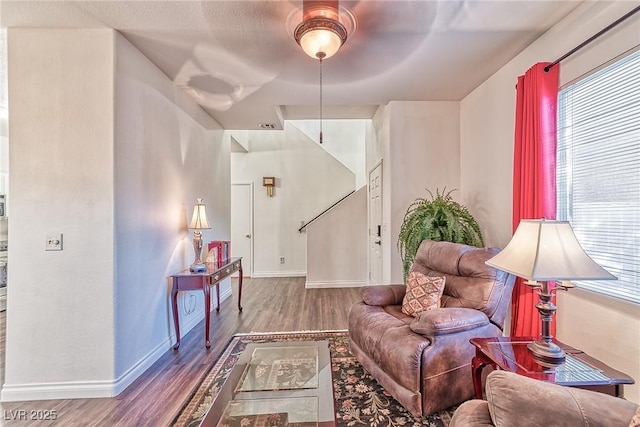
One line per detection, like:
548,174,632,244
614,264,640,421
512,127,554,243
298,190,355,232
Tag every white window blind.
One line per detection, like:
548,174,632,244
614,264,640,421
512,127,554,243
557,49,640,304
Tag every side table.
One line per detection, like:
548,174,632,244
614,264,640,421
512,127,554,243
470,336,634,399
171,257,243,349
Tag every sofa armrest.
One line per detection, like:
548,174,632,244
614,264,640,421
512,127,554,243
450,400,494,427
410,308,490,336
485,370,639,427
360,285,405,306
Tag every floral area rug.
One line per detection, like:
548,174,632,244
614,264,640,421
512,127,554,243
171,330,456,427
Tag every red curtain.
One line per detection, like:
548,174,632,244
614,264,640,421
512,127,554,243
511,62,559,337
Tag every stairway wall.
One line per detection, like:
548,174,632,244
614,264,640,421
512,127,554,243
231,122,356,277
306,186,368,288
290,119,367,189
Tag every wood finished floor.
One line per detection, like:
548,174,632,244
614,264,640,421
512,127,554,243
0,277,361,426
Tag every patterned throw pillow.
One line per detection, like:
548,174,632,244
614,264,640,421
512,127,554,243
401,271,446,317
630,406,640,427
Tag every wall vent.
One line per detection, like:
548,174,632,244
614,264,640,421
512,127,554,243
259,123,277,129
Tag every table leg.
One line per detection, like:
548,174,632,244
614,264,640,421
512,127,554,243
203,279,211,349
238,263,243,311
472,354,489,399
216,283,220,312
171,280,181,350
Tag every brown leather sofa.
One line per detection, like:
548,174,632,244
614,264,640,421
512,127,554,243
348,240,516,417
450,370,640,427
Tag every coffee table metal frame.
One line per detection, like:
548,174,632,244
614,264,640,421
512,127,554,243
200,340,336,427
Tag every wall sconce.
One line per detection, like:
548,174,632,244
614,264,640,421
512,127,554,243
263,177,275,197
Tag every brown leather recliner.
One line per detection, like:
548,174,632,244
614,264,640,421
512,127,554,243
348,239,516,417
450,370,640,426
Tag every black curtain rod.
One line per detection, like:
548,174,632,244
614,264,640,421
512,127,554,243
544,5,640,72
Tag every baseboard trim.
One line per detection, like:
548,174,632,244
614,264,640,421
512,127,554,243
0,288,235,402
252,270,306,278
305,280,367,289
1,378,117,402
114,285,232,396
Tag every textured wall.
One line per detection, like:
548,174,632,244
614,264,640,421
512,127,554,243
369,101,461,284
113,33,227,387
4,29,116,400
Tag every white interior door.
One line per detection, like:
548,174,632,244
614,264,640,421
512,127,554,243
368,163,383,284
231,183,253,277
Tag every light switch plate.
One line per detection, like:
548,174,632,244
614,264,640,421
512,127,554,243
45,233,63,251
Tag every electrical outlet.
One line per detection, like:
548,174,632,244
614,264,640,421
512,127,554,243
280,256,285,264
45,233,63,251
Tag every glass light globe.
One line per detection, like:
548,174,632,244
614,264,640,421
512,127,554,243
300,28,343,59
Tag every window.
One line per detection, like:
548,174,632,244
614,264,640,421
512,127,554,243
557,49,640,304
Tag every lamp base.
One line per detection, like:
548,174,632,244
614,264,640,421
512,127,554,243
528,340,566,365
190,263,207,273
190,230,206,273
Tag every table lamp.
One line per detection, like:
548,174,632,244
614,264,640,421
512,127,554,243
188,198,211,272
486,219,616,364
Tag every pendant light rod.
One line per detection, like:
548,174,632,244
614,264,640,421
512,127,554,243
292,1,357,145
319,54,324,144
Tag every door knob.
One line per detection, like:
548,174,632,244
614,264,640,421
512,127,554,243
245,234,251,238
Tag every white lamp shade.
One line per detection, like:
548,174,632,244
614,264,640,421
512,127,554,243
486,219,616,281
188,198,211,230
299,28,343,59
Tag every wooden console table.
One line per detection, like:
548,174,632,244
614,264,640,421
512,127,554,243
171,257,243,349
470,336,634,399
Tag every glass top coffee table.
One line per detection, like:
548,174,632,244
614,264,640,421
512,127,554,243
199,340,335,427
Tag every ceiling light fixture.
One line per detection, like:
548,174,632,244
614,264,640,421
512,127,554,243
294,1,348,60
293,1,355,144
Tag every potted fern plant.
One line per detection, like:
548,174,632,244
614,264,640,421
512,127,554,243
397,188,484,278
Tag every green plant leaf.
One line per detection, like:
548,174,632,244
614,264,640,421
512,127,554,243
397,188,484,279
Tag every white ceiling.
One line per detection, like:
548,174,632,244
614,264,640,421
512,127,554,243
0,0,584,130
